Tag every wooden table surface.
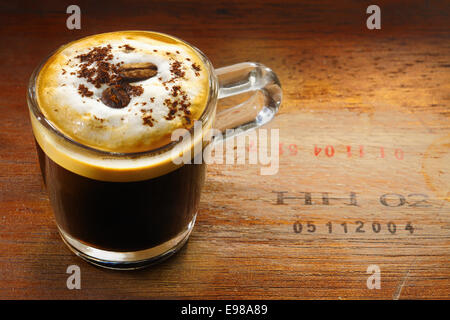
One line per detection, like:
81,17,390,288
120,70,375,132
0,0,449,299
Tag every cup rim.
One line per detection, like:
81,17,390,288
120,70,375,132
27,30,218,157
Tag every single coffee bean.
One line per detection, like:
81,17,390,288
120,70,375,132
119,62,158,82
101,86,130,108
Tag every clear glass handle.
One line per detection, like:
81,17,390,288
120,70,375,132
214,62,282,140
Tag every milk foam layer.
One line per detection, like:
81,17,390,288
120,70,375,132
37,31,209,153
30,31,216,182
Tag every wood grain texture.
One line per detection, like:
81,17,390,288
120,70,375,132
0,0,449,299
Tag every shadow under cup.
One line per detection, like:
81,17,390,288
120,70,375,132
27,32,281,270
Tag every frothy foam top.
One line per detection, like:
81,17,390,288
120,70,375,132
36,31,209,153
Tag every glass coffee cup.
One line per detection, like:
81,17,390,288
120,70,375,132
27,31,281,270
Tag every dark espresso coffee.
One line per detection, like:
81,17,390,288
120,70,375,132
36,142,205,252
